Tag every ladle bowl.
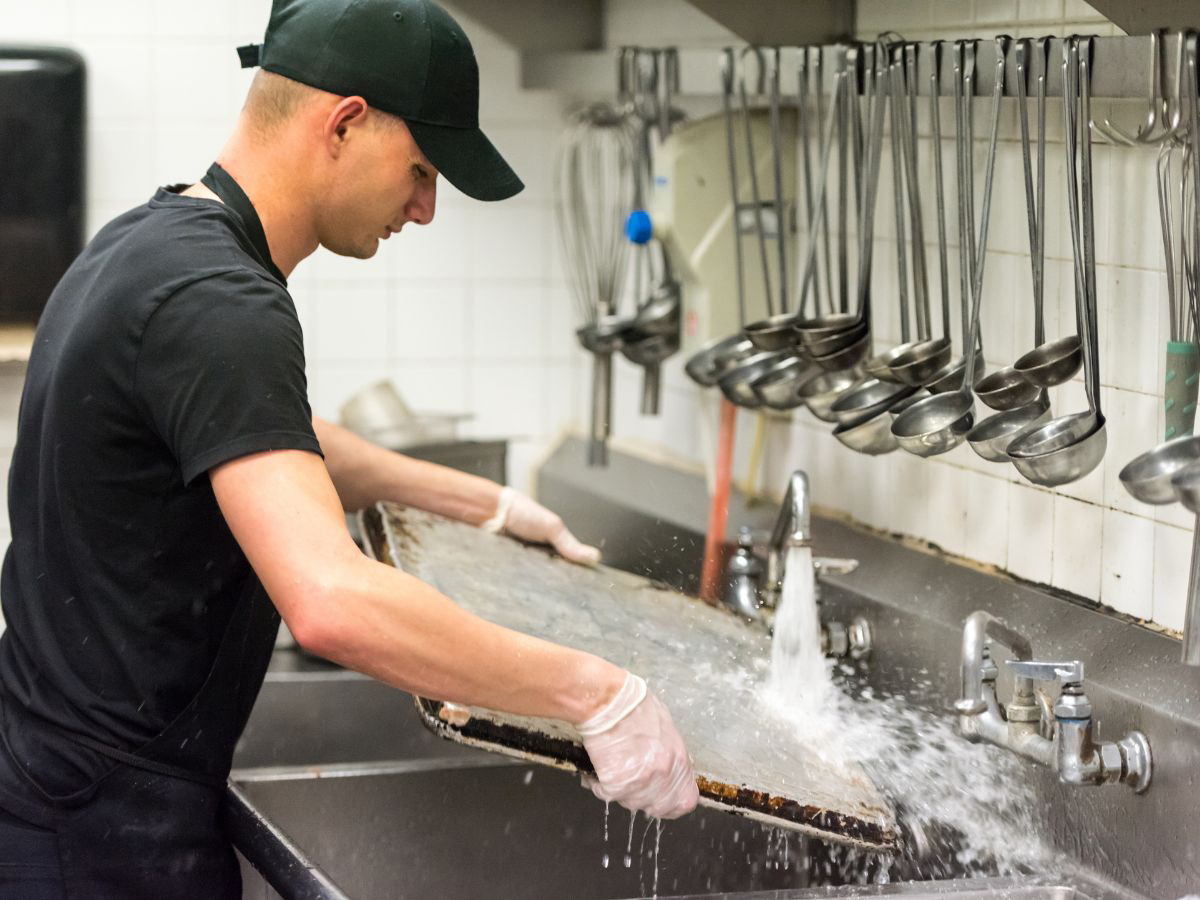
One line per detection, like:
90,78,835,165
890,391,975,457
620,333,677,367
799,369,862,422
888,388,932,419
926,353,987,394
966,395,1053,463
805,320,869,358
717,351,786,408
744,313,803,352
750,355,814,411
1013,335,1083,388
576,315,633,355
974,365,1042,411
685,335,755,386
1119,434,1200,505
830,378,917,425
887,338,954,387
1007,411,1107,487
864,342,924,383
810,328,872,372
795,312,861,345
832,406,901,455
1170,461,1200,514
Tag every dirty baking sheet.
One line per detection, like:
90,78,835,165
361,503,895,850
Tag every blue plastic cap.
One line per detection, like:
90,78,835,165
625,209,653,245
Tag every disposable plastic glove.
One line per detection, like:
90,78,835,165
577,673,699,820
483,486,602,566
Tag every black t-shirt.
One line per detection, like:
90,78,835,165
0,185,321,789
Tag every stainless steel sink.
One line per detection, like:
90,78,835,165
233,666,489,770
229,759,1124,900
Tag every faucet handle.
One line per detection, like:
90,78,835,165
814,557,859,576
1005,659,1085,685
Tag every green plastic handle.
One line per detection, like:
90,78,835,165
1165,341,1200,440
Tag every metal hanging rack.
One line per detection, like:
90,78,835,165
526,34,1194,102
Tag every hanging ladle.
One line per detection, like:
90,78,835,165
974,38,1048,411
862,39,924,383
888,42,955,386
685,48,759,388
1009,36,1107,486
891,36,1007,458
1012,43,1084,389
967,37,1054,461
926,40,987,394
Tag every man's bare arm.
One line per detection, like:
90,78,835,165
313,416,500,521
210,448,623,721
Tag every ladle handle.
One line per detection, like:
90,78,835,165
737,46,775,318
886,46,912,344
797,68,847,315
1015,40,1042,346
720,49,748,329
929,41,952,343
961,36,1008,391
1079,37,1102,416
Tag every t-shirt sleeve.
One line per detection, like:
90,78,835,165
135,269,322,485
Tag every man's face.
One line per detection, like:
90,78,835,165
316,110,438,259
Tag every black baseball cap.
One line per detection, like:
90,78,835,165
238,0,523,201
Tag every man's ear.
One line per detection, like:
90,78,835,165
324,96,368,157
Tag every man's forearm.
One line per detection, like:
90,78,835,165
301,550,625,724
313,416,501,523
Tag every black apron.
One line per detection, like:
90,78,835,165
0,163,284,900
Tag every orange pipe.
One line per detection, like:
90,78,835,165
700,398,737,604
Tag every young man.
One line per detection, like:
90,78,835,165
0,1,697,897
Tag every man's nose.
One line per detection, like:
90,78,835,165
408,179,437,226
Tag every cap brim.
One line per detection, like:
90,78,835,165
405,120,524,202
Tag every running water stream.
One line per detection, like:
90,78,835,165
759,546,1056,880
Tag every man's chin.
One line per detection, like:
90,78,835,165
322,239,379,260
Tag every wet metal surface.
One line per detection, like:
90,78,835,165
362,503,896,849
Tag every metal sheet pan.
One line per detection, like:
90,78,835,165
361,502,896,850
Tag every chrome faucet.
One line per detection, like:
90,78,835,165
721,469,870,659
955,611,1152,792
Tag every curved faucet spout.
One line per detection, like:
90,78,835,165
766,470,813,596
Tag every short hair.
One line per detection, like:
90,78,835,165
243,69,405,136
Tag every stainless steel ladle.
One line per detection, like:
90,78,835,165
1009,36,1107,486
888,41,954,386
891,37,1008,458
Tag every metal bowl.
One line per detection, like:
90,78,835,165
830,378,916,425
889,391,975,458
888,388,932,420
1171,462,1200,514
805,320,869,358
745,313,803,352
887,338,953,387
750,355,813,411
810,328,872,372
974,365,1041,411
864,342,923,383
685,335,755,387
1013,335,1083,388
799,370,862,422
576,315,633,354
927,352,987,394
795,312,861,345
966,396,1053,463
621,333,677,367
1119,434,1200,505
717,351,786,408
832,407,900,455
1008,412,1107,487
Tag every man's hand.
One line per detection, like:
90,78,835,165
577,674,699,820
486,487,601,567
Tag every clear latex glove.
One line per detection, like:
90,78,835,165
483,486,601,567
576,674,699,820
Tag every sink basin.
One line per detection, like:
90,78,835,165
234,668,490,770
228,762,1125,900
